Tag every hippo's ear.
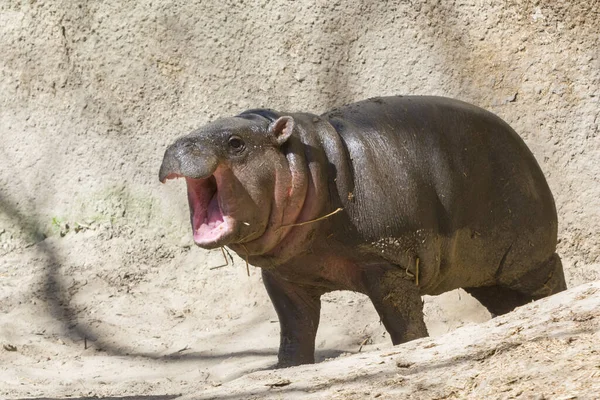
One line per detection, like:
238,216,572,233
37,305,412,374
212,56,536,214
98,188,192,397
268,116,294,146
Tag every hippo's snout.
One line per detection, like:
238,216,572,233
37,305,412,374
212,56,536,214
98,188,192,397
159,139,218,183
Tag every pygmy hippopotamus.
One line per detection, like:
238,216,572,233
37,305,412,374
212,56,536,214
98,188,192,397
159,96,566,367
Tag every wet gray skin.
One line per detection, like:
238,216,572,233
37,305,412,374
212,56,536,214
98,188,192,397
159,96,566,367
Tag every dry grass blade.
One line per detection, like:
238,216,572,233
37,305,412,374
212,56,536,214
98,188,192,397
209,247,230,270
241,244,250,277
358,336,372,352
415,257,420,286
275,207,343,232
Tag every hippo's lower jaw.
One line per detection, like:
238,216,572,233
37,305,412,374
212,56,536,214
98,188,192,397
164,173,236,247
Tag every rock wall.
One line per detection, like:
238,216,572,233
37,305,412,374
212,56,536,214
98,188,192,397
1,0,599,280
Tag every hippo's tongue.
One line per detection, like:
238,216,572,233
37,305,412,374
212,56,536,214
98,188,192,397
185,176,228,245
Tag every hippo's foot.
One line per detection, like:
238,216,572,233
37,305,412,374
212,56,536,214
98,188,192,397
466,252,566,316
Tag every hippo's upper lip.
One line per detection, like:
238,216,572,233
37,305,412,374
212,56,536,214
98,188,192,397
163,173,233,247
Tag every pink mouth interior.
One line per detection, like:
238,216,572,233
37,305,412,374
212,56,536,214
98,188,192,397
185,176,229,244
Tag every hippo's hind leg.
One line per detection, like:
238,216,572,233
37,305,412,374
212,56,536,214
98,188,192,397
524,253,567,298
464,286,536,316
363,266,428,345
466,253,566,316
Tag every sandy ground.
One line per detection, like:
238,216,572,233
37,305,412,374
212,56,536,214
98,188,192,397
0,228,598,399
193,281,600,400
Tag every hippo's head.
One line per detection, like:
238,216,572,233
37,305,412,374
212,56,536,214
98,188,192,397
159,112,314,254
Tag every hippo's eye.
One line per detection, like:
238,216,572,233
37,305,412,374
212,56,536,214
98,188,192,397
228,136,245,152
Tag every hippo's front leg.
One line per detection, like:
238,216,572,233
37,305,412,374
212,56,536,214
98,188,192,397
362,266,429,345
262,270,323,367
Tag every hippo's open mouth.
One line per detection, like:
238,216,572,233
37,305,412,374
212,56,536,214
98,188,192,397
183,175,233,246
158,170,235,247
